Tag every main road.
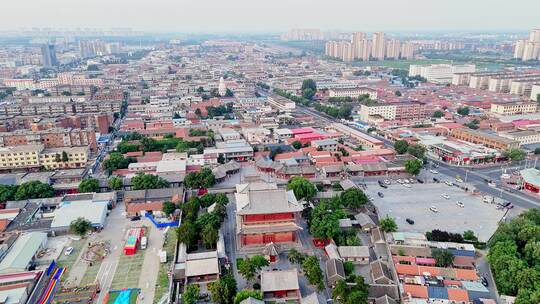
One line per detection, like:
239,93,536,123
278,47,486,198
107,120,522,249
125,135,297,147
294,104,540,210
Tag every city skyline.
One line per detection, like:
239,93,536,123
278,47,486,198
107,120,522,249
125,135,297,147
1,0,539,33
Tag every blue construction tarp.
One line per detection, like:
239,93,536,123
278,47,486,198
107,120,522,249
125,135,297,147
449,249,475,257
428,286,449,300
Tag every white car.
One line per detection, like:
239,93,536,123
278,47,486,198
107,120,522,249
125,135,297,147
430,170,439,174
445,181,453,186
384,180,390,185
397,179,403,184
403,179,410,184
456,201,465,208
403,183,411,188
64,247,74,256
429,206,439,213
441,194,450,199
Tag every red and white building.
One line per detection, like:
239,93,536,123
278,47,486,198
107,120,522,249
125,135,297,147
235,182,303,251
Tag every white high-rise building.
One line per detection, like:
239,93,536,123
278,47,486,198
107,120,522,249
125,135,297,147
386,39,401,59
400,42,415,60
218,77,227,96
514,29,540,61
371,32,386,60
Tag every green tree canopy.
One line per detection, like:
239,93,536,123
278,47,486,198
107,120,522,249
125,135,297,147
287,176,317,201
184,168,216,189
394,140,409,154
340,188,368,209
432,110,444,118
309,198,346,240
70,217,92,237
14,181,55,200
432,248,454,267
108,176,123,190
162,201,177,216
457,106,470,116
332,275,369,304
379,216,398,233
183,284,200,304
302,255,324,290
131,172,169,190
208,274,237,304
78,178,100,193
405,159,423,175
103,152,136,173
504,148,526,161
407,144,426,159
292,140,302,150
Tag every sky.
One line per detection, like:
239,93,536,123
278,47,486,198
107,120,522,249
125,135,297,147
2,0,539,33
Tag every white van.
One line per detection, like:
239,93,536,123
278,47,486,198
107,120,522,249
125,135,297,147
140,236,147,250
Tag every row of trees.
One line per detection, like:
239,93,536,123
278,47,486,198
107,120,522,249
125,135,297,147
0,181,55,202
312,102,353,119
393,140,426,158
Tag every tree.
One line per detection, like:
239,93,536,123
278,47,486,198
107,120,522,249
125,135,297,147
237,258,257,282
183,284,200,304
184,168,216,189
537,94,540,103
194,108,202,116
78,178,100,193
14,181,54,200
217,153,225,164
432,248,455,267
131,172,169,190
0,185,17,202
379,216,398,233
55,153,61,163
432,110,444,118
302,88,315,100
504,148,526,161
393,140,409,154
309,198,346,240
176,220,198,249
302,255,324,290
233,290,262,304
250,255,269,270
457,106,470,116
395,90,402,96
332,276,369,304
288,248,306,264
108,177,123,190
70,217,92,237
340,188,368,209
534,148,540,155
287,176,317,201
103,152,135,173
202,224,219,249
62,151,69,162
405,159,423,175
301,79,317,92
162,201,177,216
208,274,237,304
343,261,355,276
225,88,234,97
463,230,478,242
407,144,426,159
292,140,302,150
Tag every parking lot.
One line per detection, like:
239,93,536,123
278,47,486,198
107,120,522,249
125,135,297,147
364,181,507,242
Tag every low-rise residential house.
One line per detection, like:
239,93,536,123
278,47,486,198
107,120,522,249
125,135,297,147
326,258,346,287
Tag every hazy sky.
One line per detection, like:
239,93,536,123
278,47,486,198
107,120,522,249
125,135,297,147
2,0,539,33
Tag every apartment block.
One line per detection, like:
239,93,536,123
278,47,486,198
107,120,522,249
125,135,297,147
0,128,97,151
450,128,520,150
490,102,538,115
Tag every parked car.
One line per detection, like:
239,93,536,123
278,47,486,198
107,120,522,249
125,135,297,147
380,183,388,189
430,170,439,174
406,218,415,225
64,247,74,256
481,277,489,287
402,183,411,188
417,178,424,184
377,192,384,198
441,194,450,199
384,180,390,185
429,206,439,213
131,216,141,221
503,202,514,209
433,178,440,183
445,181,453,186
456,201,465,208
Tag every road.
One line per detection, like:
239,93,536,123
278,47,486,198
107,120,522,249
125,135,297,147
293,103,540,210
